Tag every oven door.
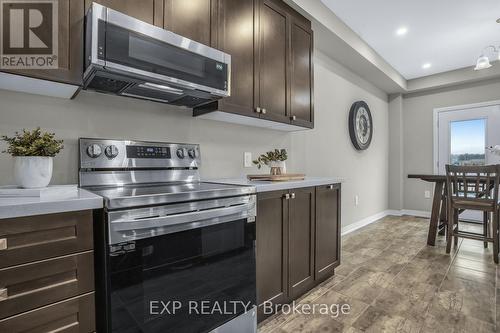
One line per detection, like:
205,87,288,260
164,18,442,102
102,198,256,333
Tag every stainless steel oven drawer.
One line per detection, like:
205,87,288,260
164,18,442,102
107,195,256,244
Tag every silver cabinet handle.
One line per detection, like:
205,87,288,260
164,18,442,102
291,193,296,199
291,115,297,121
284,193,290,200
0,238,7,251
0,288,8,301
328,185,334,190
255,107,261,114
261,108,267,115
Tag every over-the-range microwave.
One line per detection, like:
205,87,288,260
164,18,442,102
83,3,231,108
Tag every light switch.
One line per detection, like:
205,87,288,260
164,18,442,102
244,152,252,168
424,190,431,199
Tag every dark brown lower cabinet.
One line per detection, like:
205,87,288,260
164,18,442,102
256,184,341,321
256,190,289,317
0,293,95,333
315,184,341,282
288,187,315,299
0,210,96,332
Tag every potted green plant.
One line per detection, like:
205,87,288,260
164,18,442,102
253,149,288,175
1,128,64,188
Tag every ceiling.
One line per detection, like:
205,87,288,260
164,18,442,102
320,0,500,79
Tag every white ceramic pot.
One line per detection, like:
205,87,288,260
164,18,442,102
14,156,53,188
269,161,287,175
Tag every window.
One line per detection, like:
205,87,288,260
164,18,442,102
449,118,486,166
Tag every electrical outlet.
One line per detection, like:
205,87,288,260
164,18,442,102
424,190,431,199
244,152,252,168
355,195,359,207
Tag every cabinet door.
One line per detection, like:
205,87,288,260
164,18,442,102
2,0,85,85
315,184,341,282
290,18,313,128
256,0,289,123
256,190,288,318
0,293,95,332
86,0,163,26
288,187,315,299
0,210,93,269
163,0,212,45
213,0,257,117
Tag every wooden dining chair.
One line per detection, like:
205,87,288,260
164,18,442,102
445,164,500,264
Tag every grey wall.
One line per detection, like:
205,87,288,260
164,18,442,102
388,94,403,210
400,79,500,212
291,51,389,227
0,50,389,228
0,89,291,183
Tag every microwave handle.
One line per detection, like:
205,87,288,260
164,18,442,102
111,202,255,232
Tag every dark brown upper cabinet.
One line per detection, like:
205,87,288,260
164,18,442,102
1,0,85,85
192,0,258,119
163,0,213,45
315,184,341,282
194,0,313,130
289,16,314,127
86,0,164,26
287,187,315,299
255,0,289,123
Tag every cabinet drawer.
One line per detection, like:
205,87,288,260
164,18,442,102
0,251,94,319
0,293,95,333
0,210,93,268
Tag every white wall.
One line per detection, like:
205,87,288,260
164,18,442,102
398,79,500,212
0,51,390,228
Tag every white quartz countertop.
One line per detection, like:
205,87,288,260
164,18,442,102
0,188,103,219
206,177,343,193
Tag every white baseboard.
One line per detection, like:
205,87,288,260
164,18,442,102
341,209,431,236
401,209,431,218
341,210,390,236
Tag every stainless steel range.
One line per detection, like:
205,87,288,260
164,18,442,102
79,138,257,333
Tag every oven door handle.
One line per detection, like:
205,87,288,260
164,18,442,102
111,202,255,232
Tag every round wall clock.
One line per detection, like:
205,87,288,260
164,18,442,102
349,101,373,150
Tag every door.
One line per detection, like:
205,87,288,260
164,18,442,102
315,184,340,282
288,187,315,299
86,0,163,26
163,0,212,45
256,0,289,123
2,0,85,85
105,219,256,332
437,104,500,220
289,17,313,127
101,22,229,92
213,0,257,117
256,190,288,317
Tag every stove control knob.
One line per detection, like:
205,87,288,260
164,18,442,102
86,144,102,158
176,148,186,159
105,145,119,158
188,149,197,159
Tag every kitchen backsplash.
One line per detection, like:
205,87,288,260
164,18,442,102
0,89,291,185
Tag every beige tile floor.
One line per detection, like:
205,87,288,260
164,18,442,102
258,215,499,333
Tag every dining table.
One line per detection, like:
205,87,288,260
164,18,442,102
408,174,448,246
409,173,498,246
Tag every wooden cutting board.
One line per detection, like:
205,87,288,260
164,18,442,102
247,174,306,182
